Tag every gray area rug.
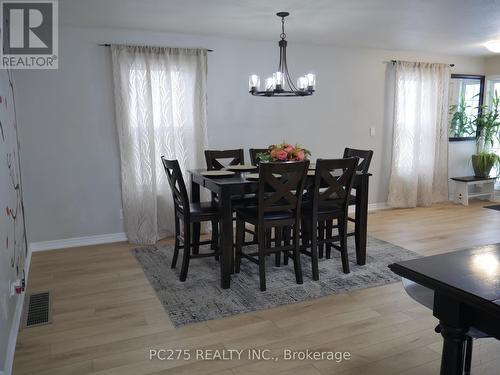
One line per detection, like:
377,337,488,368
484,204,500,211
131,237,420,327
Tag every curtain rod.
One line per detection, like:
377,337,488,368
391,59,454,67
98,43,213,52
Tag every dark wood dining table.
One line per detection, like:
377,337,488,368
389,244,500,375
189,169,371,289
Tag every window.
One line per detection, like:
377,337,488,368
448,74,485,141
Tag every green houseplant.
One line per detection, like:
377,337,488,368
449,94,474,137
471,91,500,177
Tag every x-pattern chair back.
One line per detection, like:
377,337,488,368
258,161,309,214
343,148,373,173
312,158,359,212
161,157,190,214
205,149,245,170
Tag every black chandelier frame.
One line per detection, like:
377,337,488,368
250,12,315,97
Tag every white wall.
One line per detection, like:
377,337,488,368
485,55,500,75
14,26,485,243
0,69,28,375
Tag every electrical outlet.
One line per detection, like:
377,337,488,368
10,279,22,297
370,127,375,137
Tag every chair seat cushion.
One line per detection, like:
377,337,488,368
231,194,258,207
213,194,257,207
189,202,219,218
236,207,294,223
302,201,343,217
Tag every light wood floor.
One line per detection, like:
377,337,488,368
14,200,500,375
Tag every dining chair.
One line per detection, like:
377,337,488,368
234,161,309,291
204,148,248,246
342,148,373,260
161,157,220,282
301,157,359,279
205,149,245,170
249,148,271,244
343,148,373,174
401,278,489,375
249,148,269,165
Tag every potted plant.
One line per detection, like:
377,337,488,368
449,93,474,137
257,142,311,162
470,91,500,177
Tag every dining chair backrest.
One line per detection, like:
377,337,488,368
249,148,269,166
205,149,245,170
258,161,310,218
312,158,359,214
343,148,373,173
161,157,190,215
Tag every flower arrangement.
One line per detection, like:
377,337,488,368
257,142,311,162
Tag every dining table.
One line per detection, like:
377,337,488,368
389,244,500,375
189,167,371,289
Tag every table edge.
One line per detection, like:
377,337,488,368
388,262,500,314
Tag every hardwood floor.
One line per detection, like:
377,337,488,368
13,200,500,374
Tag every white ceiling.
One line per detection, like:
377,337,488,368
61,0,500,56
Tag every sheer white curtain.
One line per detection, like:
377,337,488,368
388,61,450,207
111,45,208,244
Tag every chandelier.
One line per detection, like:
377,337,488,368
249,12,316,97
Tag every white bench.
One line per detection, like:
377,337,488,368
451,176,496,206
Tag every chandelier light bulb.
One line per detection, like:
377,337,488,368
248,74,260,91
297,76,308,90
273,72,284,88
306,73,316,90
265,77,276,91
485,40,500,53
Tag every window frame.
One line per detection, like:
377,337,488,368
448,73,485,142
485,76,500,187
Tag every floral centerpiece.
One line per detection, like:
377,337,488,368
257,142,311,162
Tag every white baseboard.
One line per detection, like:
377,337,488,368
29,232,128,252
348,202,389,214
367,202,390,212
3,246,32,375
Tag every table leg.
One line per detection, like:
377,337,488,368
218,189,233,289
355,175,369,265
439,322,467,375
433,292,468,375
453,181,461,205
488,181,495,202
191,176,200,203
463,183,469,206
455,182,468,206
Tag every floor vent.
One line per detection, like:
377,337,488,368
23,290,52,328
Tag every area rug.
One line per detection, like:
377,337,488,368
484,204,500,211
131,237,420,327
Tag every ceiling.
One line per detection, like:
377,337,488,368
60,0,500,56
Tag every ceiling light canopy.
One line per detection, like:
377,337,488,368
248,12,316,97
485,40,500,53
